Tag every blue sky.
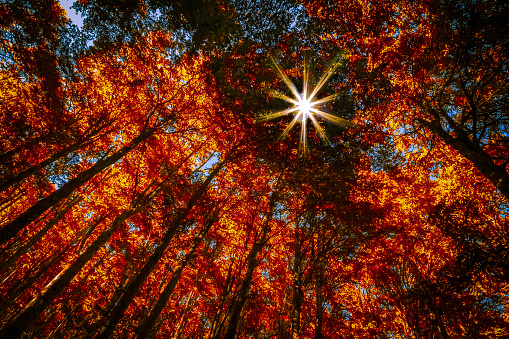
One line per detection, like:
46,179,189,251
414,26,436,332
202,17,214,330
59,0,84,28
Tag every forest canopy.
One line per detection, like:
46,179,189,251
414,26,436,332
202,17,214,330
1,0,508,338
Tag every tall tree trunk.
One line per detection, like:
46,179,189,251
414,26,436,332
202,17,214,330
0,117,110,193
84,247,138,337
31,254,107,339
0,183,155,338
136,213,218,338
95,160,226,339
0,213,104,319
417,117,509,200
223,190,278,339
170,291,196,339
0,136,97,193
208,258,235,339
93,216,181,339
0,127,154,246
314,262,325,339
0,195,81,277
291,224,303,339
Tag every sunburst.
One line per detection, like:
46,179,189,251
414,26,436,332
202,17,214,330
258,56,353,154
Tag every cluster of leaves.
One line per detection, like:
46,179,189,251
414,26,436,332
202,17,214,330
0,0,508,338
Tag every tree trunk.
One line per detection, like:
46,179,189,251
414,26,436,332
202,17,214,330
0,137,95,193
170,292,196,339
223,190,278,339
136,213,218,338
0,197,148,338
0,118,110,193
291,225,303,339
33,254,106,339
208,258,235,339
417,117,509,200
0,195,81,277
0,214,103,319
84,247,137,337
314,262,324,339
95,160,226,339
0,127,154,246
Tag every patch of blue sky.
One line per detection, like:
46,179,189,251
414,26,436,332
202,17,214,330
48,174,68,190
322,301,332,312
199,152,220,171
46,153,83,189
59,0,84,29
188,152,220,186
59,0,96,49
127,221,139,232
340,309,351,320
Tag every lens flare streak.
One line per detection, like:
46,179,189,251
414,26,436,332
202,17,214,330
259,56,353,154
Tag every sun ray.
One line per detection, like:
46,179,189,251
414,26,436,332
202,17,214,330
261,55,353,154
300,116,307,154
278,112,301,140
308,59,341,101
310,108,354,127
270,57,301,100
303,54,309,100
311,93,339,106
309,115,330,144
268,89,298,105
256,107,300,122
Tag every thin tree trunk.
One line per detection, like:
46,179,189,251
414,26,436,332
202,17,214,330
136,213,218,338
0,138,95,193
417,117,509,200
291,229,303,339
170,291,195,339
0,184,154,338
95,160,226,339
0,195,81,277
223,190,278,339
83,247,138,337
314,262,324,339
0,188,24,214
208,258,235,339
277,292,289,339
0,127,154,246
93,221,180,339
31,254,106,339
426,292,450,339
0,214,104,319
0,119,109,193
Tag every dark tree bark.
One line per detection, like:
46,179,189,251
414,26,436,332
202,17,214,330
208,258,236,339
417,116,509,200
0,213,105,319
0,195,81,277
0,123,106,193
0,127,155,246
291,228,304,339
0,182,157,338
95,160,226,339
223,190,278,339
135,213,218,338
314,262,325,339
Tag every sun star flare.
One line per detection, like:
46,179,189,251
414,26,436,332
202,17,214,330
258,56,353,154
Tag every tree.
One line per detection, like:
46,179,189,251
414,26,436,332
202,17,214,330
2,0,508,337
304,0,509,200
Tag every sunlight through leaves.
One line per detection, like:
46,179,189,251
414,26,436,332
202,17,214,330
258,55,353,154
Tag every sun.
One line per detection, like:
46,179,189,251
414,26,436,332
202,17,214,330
258,55,353,154
297,98,311,116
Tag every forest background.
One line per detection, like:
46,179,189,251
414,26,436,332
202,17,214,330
0,0,508,338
